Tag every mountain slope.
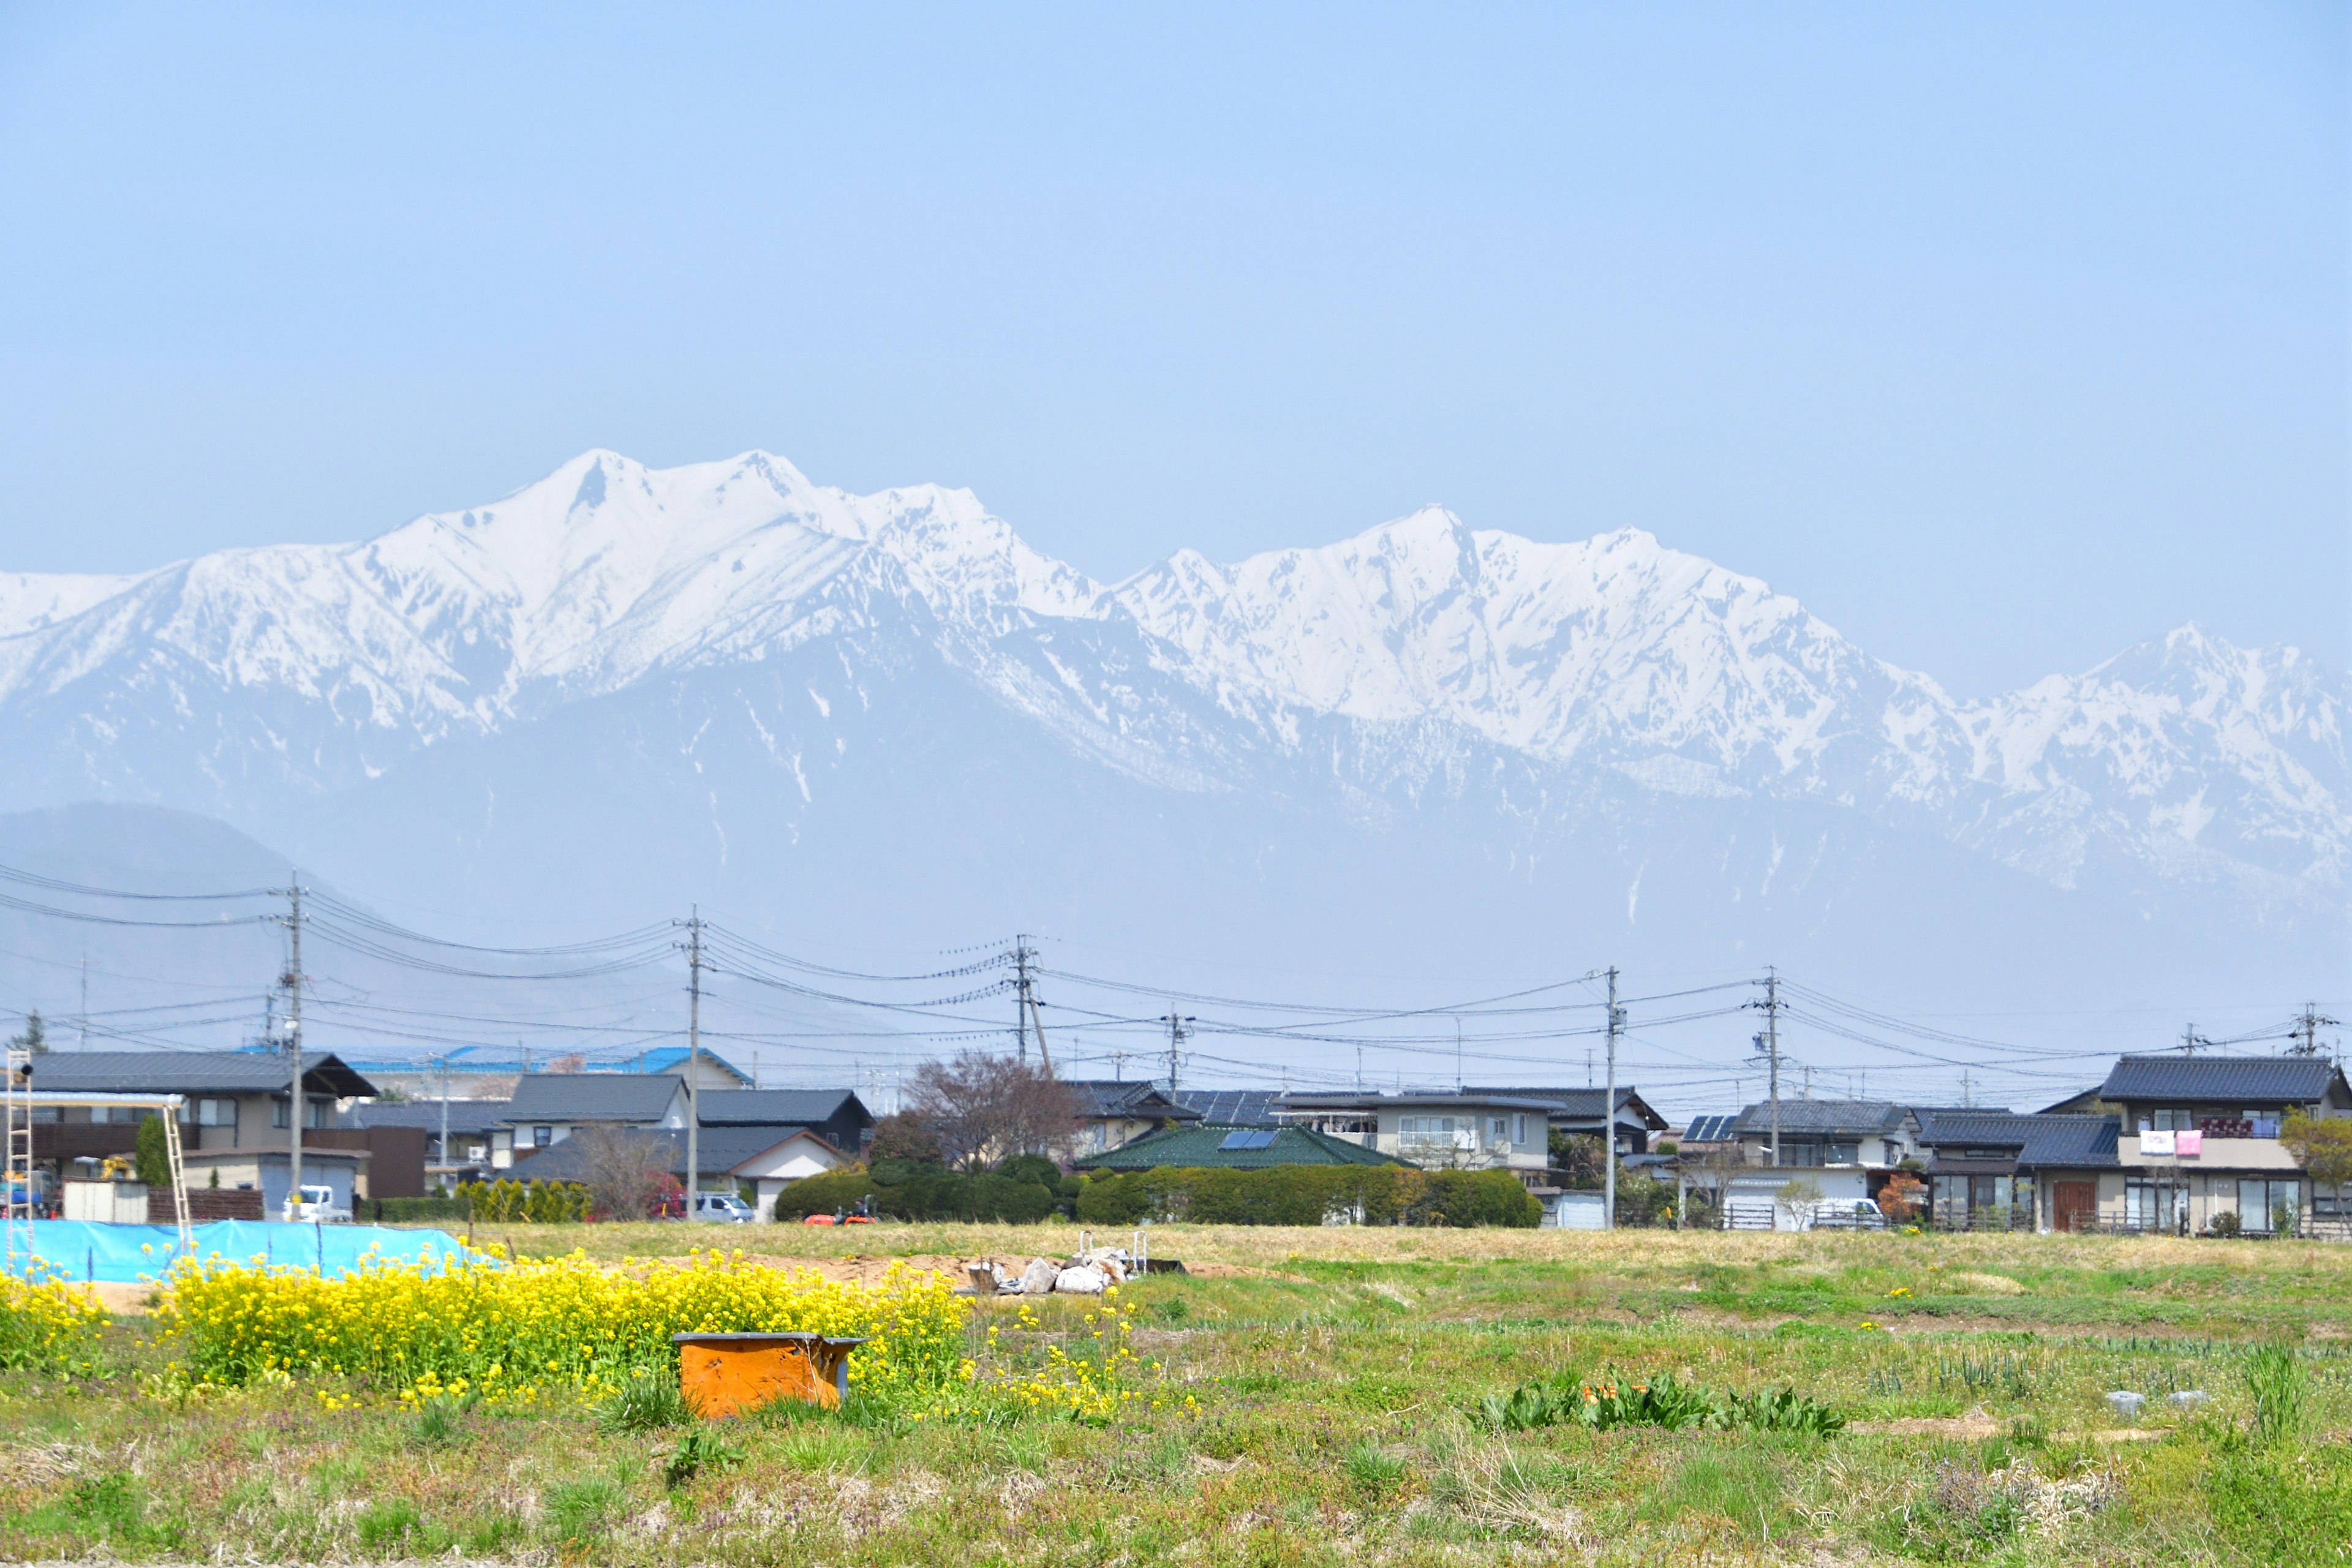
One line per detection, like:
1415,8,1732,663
0,450,2339,1016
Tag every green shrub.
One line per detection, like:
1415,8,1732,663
771,1167,881,1219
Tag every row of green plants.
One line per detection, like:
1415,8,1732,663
1477,1368,1846,1435
1074,1164,1541,1227
449,1179,593,1223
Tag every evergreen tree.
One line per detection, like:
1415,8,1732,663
135,1114,170,1187
9,1010,46,1054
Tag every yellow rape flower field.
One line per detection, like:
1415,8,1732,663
0,1222,2348,1565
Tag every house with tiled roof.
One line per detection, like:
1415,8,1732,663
1913,1111,2122,1232
1058,1080,1200,1159
1072,1123,1409,1173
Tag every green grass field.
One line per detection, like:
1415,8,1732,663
3,1223,2348,1565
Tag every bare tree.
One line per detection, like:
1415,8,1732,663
571,1123,671,1220
906,1052,1079,1171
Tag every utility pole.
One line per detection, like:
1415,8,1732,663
682,908,703,1221
1801,1065,1814,1100
437,1054,451,1193
1453,1017,1463,1091
1604,966,1622,1230
1163,1011,1191,1095
1011,937,1055,1074
2182,1023,2199,1055
1961,1069,1972,1108
1355,1046,1363,1092
78,957,87,1050
1754,968,1782,1168
281,875,305,1219
2289,1003,2338,1058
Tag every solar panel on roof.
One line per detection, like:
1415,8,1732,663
1218,1129,1277,1151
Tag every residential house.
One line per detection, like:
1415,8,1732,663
28,1050,382,1211
1913,1112,2122,1232
1061,1080,1201,1158
631,1046,755,1091
1173,1089,1283,1127
1716,1101,1927,1229
500,1073,688,1156
696,1089,873,1156
1464,1086,1670,1155
345,1098,516,1186
511,1124,853,1220
1072,1123,1409,1174
1273,1091,1556,1175
2084,1055,2351,1235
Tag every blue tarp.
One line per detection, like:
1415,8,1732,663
2,1221,478,1283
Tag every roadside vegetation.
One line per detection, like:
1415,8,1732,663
0,1224,2346,1564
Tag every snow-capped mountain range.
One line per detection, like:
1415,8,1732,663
3,448,2339,905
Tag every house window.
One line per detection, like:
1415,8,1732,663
2125,1180,2184,1234
196,1099,235,1128
533,1126,554,1148
1513,1115,1526,1147
2237,1179,2302,1234
2146,1108,2196,1131
1489,1118,1509,1146
272,1098,331,1130
1398,1116,1462,1152
1824,1141,1858,1164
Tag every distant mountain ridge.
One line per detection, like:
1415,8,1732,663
0,448,2337,922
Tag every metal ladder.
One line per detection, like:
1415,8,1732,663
4,1044,31,1269
159,1097,193,1257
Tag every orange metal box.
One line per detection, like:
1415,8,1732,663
671,1331,867,1417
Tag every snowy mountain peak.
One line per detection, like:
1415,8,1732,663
0,448,2339,913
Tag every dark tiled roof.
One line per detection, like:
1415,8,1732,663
2098,1055,2345,1104
695,1090,871,1128
346,1099,514,1136
1917,1111,2120,1169
1074,1124,1409,1172
1679,1114,1741,1144
1729,1100,1910,1137
509,1124,830,1182
31,1049,375,1098
1059,1080,1202,1122
1172,1090,1282,1127
505,1074,682,1123
1464,1086,1670,1131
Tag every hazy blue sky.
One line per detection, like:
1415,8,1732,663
1,3,2341,695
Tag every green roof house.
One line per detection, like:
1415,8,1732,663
1074,1123,1410,1172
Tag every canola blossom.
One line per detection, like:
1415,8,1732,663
0,1261,109,1374
157,1246,967,1408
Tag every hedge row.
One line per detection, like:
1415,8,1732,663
1074,1164,1540,1228
453,1179,592,1223
772,1168,1063,1224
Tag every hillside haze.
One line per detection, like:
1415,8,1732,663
0,450,2342,1088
